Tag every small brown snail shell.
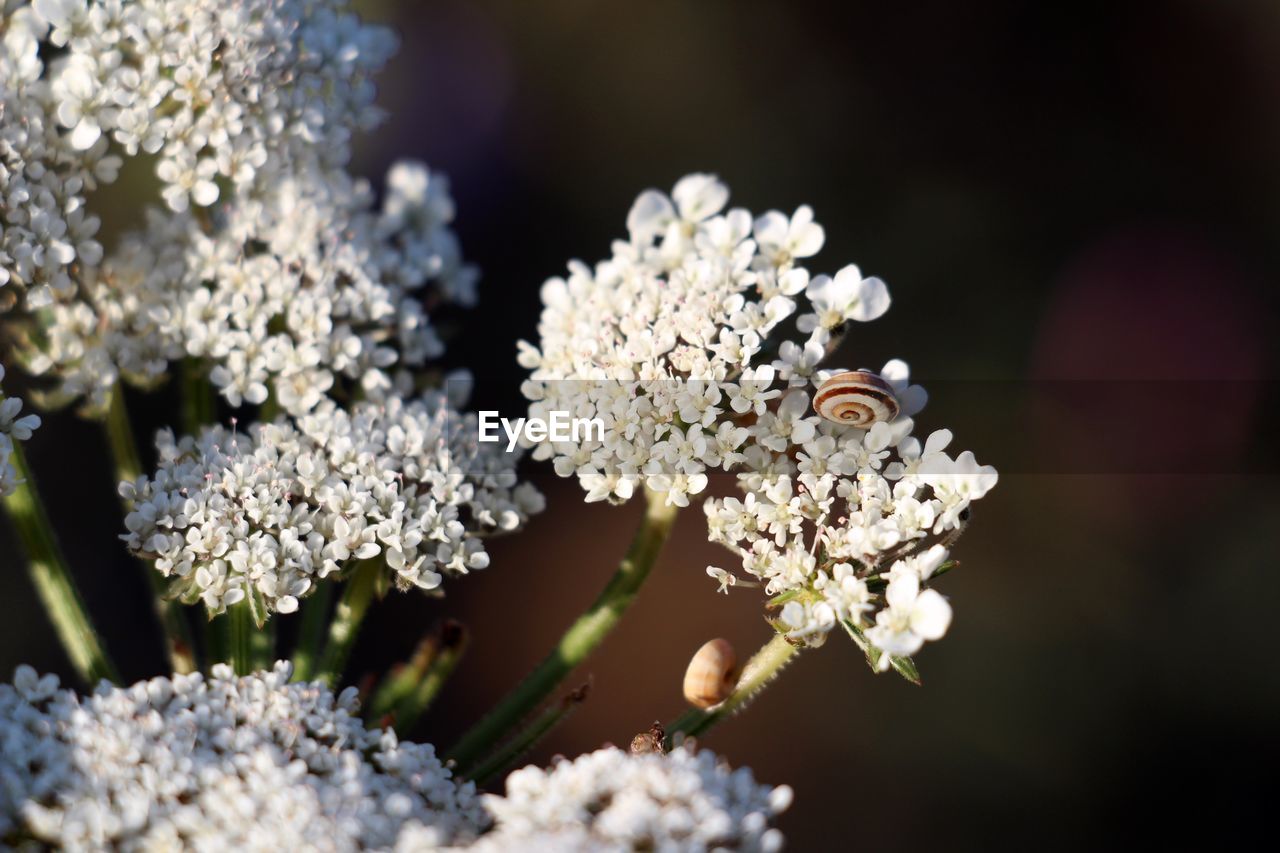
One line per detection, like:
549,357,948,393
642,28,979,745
813,370,900,426
683,638,739,709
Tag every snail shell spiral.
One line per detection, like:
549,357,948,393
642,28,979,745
813,370,900,426
683,638,738,710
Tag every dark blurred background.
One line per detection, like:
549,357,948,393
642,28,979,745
4,0,1279,849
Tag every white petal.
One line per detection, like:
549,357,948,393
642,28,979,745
911,589,952,640
626,190,675,242
848,276,891,321
69,120,101,151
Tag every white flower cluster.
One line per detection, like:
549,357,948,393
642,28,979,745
22,159,477,415
120,393,543,616
518,173,997,665
33,0,394,211
0,661,486,850
704,404,998,662
472,745,792,853
3,1,469,419
0,364,41,497
0,4,111,311
518,173,890,506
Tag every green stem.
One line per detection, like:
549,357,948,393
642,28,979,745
180,358,214,437
103,385,197,674
2,441,118,685
249,606,276,671
368,634,439,723
392,622,468,735
290,581,334,682
665,632,799,745
228,601,255,675
465,683,590,786
315,560,380,686
446,490,679,769
104,385,143,483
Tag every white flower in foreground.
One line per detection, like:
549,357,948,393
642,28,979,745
473,745,791,853
120,393,543,616
0,662,485,849
0,364,40,498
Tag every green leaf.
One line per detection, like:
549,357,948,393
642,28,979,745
841,619,921,686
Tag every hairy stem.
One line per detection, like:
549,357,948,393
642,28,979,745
446,490,679,770
2,441,118,685
665,632,799,745
103,385,197,674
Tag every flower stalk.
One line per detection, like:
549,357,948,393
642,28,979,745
290,581,334,682
2,441,118,685
368,620,469,734
665,632,799,745
464,682,590,786
103,385,197,674
314,559,381,686
446,490,679,770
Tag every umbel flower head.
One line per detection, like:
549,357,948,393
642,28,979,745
518,173,891,507
19,160,476,416
704,409,998,667
0,364,41,498
473,745,792,852
33,0,394,210
518,173,997,673
0,661,486,849
120,392,544,617
0,3,110,311
0,0,394,312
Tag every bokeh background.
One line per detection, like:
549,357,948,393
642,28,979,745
4,0,1279,848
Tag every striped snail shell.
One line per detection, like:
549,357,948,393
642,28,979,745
813,370,900,426
683,638,738,709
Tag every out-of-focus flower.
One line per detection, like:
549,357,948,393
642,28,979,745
120,393,543,617
472,745,792,852
0,661,486,849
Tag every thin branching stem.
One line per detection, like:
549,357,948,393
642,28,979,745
290,581,334,682
391,622,468,735
446,490,679,770
464,683,590,786
2,441,118,685
314,560,380,686
103,384,197,674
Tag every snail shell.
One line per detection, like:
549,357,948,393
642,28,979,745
813,370,900,426
683,638,738,709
